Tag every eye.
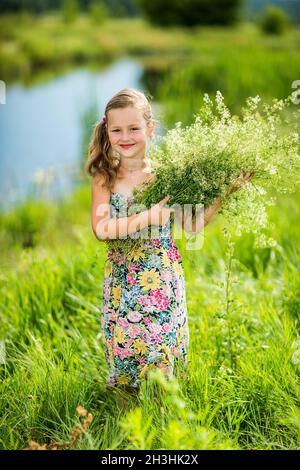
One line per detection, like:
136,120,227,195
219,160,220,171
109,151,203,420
111,128,139,132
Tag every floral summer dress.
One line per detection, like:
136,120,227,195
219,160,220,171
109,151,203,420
101,192,190,389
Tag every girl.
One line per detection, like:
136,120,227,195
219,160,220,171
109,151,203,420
85,88,253,403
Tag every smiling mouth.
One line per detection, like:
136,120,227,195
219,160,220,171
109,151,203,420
120,144,135,148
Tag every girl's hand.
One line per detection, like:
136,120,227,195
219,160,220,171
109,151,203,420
225,168,254,196
149,195,175,226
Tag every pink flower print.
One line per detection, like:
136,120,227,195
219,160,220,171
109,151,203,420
128,262,140,273
104,285,110,299
148,322,162,334
148,288,170,311
127,273,137,285
162,322,172,334
149,288,161,303
149,296,157,306
123,348,135,359
154,288,162,298
138,356,147,364
138,296,147,306
117,317,129,328
151,238,161,248
139,331,148,342
170,346,179,357
167,247,180,261
128,325,140,338
156,297,170,311
160,284,172,297
175,287,183,303
102,303,109,314
110,310,118,323
143,316,151,325
141,296,153,312
149,333,163,345
143,300,156,312
108,308,116,315
127,310,143,323
169,239,181,257
114,345,134,360
160,269,172,283
173,307,181,317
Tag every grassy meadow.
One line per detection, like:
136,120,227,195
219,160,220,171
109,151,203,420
1,182,300,450
1,12,300,450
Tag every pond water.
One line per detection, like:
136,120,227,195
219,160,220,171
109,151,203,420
0,57,164,211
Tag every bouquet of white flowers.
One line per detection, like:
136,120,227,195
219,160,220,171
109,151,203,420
106,91,300,254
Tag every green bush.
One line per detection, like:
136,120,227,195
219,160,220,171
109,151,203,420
1,199,52,248
89,1,109,24
258,5,290,35
136,0,243,27
62,0,79,24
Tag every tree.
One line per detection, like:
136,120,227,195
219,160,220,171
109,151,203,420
0,0,140,17
62,0,79,23
89,0,109,23
258,4,290,35
135,0,244,27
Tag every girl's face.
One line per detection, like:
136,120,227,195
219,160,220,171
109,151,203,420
106,106,154,160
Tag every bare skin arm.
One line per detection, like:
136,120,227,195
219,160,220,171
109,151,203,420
91,174,173,240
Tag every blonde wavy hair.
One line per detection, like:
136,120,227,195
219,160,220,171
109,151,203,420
85,88,158,190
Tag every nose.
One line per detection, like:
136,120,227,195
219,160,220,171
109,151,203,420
119,132,131,141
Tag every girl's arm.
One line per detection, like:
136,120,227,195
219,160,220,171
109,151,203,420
181,196,223,235
91,174,149,240
94,207,152,241
94,203,173,241
91,175,173,241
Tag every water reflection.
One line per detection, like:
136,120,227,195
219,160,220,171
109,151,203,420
0,57,159,211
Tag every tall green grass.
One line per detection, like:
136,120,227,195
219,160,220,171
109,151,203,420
157,36,300,124
1,10,299,451
1,183,299,449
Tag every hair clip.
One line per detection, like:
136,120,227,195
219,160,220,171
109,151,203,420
101,116,106,124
